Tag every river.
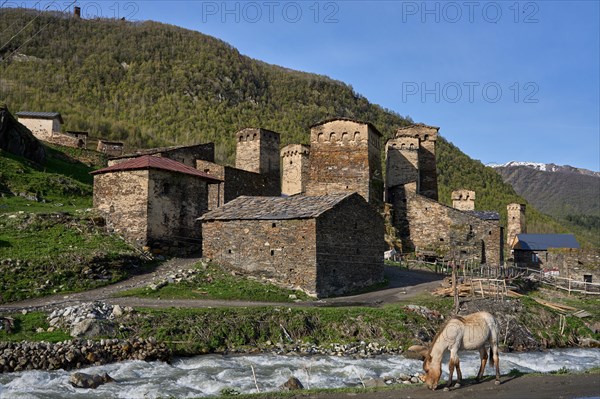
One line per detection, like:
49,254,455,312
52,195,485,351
1,348,599,398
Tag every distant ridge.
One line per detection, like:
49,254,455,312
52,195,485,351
488,161,600,178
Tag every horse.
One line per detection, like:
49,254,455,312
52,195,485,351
408,311,501,390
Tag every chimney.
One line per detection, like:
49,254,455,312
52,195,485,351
74,6,81,19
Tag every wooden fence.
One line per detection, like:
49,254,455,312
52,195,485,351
391,259,600,295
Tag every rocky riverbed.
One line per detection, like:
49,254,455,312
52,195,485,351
0,338,170,373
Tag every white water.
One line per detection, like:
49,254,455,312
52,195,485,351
1,349,599,398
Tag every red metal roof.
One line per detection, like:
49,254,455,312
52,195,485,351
91,155,222,181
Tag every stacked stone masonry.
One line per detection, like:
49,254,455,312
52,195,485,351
306,119,384,210
395,124,439,200
281,144,310,196
201,194,385,297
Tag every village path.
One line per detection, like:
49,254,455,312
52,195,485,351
0,258,445,313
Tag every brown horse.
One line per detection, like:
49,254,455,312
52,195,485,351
408,311,501,390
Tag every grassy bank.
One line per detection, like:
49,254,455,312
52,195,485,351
0,211,149,303
117,262,313,303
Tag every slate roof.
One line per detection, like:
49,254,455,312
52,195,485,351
514,234,580,251
200,193,355,221
16,111,64,124
109,143,212,160
467,211,500,221
91,155,221,181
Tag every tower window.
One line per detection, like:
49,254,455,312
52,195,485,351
272,223,277,228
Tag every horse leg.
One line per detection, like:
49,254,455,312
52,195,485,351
446,358,455,389
492,345,500,385
476,347,488,381
454,357,462,388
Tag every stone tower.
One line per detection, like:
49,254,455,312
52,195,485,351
395,124,439,200
385,136,420,200
305,118,383,209
281,144,310,196
507,203,526,248
235,128,281,177
452,189,476,211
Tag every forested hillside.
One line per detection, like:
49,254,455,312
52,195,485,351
1,8,595,247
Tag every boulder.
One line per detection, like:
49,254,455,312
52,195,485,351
70,319,116,338
280,377,304,391
69,372,114,389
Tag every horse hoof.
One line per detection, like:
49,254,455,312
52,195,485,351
443,387,450,392
454,383,461,388
495,380,501,386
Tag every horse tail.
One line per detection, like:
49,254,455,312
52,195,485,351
489,346,494,367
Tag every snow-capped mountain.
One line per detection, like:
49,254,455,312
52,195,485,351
489,161,600,220
488,161,600,177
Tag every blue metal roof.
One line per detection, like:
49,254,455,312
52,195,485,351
515,234,580,251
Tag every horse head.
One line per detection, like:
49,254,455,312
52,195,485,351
408,345,441,390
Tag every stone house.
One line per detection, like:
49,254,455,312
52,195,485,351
65,131,89,148
305,118,384,210
15,111,86,148
16,111,63,141
512,234,580,268
390,185,503,264
97,140,124,157
92,155,221,253
200,193,385,297
108,143,215,167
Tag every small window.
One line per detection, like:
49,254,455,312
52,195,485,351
583,275,592,283
270,250,275,256
439,238,444,242
272,223,277,228
228,249,232,254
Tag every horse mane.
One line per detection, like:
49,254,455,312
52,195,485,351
427,315,466,356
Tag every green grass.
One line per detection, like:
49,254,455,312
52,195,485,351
0,312,70,342
117,263,313,303
0,144,103,214
125,302,441,356
0,211,146,303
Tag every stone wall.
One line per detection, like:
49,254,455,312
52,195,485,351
97,141,124,157
395,124,438,200
452,189,476,211
306,120,383,209
548,248,600,282
385,137,420,198
235,128,280,176
93,169,210,254
281,144,310,196
390,186,503,265
196,160,280,210
46,132,84,148
146,169,209,253
93,170,149,247
315,194,385,297
202,218,319,295
17,118,56,141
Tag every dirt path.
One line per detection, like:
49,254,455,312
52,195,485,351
0,262,445,312
289,373,600,399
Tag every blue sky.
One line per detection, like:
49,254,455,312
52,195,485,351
9,1,600,170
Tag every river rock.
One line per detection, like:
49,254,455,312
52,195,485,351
280,377,304,391
70,319,116,338
363,378,387,388
69,372,114,389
